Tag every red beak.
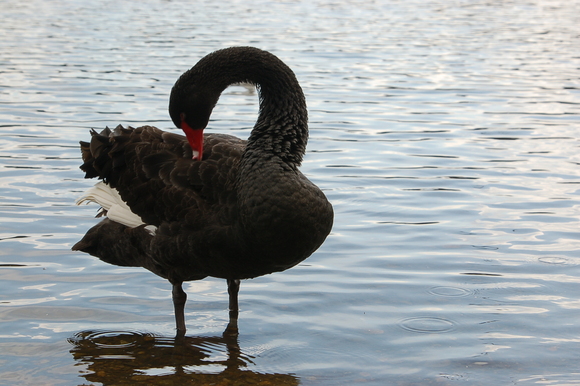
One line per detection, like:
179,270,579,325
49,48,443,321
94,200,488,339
181,120,204,160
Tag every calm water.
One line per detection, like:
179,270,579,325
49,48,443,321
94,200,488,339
1,0,580,384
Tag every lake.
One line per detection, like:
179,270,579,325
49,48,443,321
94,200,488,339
1,0,579,385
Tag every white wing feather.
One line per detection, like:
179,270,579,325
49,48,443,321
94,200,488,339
76,181,145,228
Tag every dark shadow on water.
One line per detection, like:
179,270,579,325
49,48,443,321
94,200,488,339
67,320,299,385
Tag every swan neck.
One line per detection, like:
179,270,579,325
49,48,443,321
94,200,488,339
170,47,309,166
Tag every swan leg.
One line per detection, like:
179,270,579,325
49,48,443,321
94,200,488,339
227,279,240,320
172,282,187,335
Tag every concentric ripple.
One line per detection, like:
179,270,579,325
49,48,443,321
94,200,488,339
399,317,457,334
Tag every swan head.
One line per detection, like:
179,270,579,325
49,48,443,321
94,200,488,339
169,75,220,160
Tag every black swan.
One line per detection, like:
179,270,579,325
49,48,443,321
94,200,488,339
72,46,334,334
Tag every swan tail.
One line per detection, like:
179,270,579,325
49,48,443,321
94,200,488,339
72,218,161,274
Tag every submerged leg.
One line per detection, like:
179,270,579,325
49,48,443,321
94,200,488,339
227,279,240,320
224,279,240,336
172,282,187,336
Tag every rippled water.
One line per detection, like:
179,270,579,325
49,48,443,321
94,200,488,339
1,0,579,384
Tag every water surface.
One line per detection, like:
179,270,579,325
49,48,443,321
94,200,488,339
1,0,579,385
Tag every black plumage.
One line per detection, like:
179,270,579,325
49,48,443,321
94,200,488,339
73,47,333,334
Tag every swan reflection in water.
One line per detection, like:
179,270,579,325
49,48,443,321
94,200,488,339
68,320,298,386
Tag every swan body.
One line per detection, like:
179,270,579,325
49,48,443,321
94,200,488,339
72,47,334,334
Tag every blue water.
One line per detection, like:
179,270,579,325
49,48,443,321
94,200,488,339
1,0,579,385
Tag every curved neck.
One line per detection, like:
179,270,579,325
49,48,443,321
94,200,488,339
171,47,308,166
249,79,308,167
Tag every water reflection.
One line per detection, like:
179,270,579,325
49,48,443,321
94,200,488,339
68,320,298,386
